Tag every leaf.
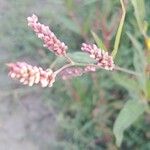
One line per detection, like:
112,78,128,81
82,12,93,35
127,32,147,93
91,31,107,51
57,16,80,34
112,73,140,94
127,33,145,73
146,79,150,100
113,100,146,147
131,0,145,33
64,0,73,11
83,0,98,5
112,0,126,59
51,52,96,68
68,52,96,63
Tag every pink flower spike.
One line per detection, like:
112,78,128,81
27,14,68,56
84,65,96,72
81,43,115,70
59,65,96,80
7,62,56,88
59,67,84,80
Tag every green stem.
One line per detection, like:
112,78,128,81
54,60,140,77
115,66,140,76
54,62,95,75
54,63,74,75
50,54,74,69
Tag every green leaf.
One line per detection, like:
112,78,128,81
64,0,73,11
83,0,98,5
91,31,107,51
112,73,140,94
127,33,146,73
113,100,146,147
146,79,150,100
112,0,126,59
82,12,93,35
51,52,96,68
57,16,80,34
127,32,147,94
131,0,145,34
68,52,96,63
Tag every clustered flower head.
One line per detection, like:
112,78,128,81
7,62,56,87
81,43,115,70
27,14,68,56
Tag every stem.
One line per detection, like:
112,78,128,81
115,66,140,76
54,61,141,77
50,54,74,69
64,54,75,64
54,63,74,75
54,62,95,75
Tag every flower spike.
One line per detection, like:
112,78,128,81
7,62,56,87
81,43,115,70
27,14,68,56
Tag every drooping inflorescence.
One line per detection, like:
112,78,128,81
7,62,56,87
27,14,68,56
81,43,115,70
7,14,115,88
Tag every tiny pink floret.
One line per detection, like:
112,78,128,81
27,14,68,56
7,62,56,87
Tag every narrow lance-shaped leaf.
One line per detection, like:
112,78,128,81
112,0,126,59
131,0,146,34
127,33,146,73
113,100,146,147
91,30,107,51
127,32,147,95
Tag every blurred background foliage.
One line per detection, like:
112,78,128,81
0,0,150,149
